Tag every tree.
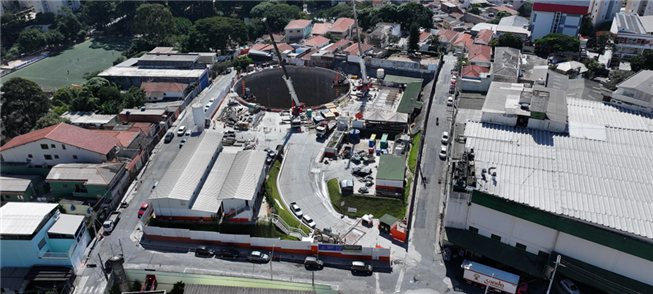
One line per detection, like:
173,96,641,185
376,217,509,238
583,58,602,76
1,78,51,142
408,22,420,51
54,7,84,41
186,17,248,52
2,13,29,48
83,70,102,80
579,14,594,37
322,32,340,43
604,70,635,90
357,7,381,30
32,113,71,131
231,55,253,70
83,77,112,97
124,87,147,108
250,3,302,32
489,32,523,50
80,0,115,28
469,6,482,15
170,282,185,294
397,3,434,29
325,4,353,19
135,4,174,45
428,34,440,51
53,87,74,107
489,10,513,24
97,86,122,105
69,88,99,112
45,30,65,47
34,12,55,25
16,28,46,52
131,281,142,292
534,33,580,53
174,17,192,36
630,49,653,72
517,2,533,17
591,31,616,54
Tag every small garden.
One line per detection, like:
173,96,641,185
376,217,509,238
327,179,406,220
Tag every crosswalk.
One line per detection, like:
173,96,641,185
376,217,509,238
73,275,107,294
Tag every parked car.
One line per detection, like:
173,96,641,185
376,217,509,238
264,148,276,158
195,246,215,257
447,96,454,106
441,132,449,145
290,202,303,218
302,215,316,228
304,256,324,269
219,247,240,258
177,126,186,136
138,203,148,218
185,130,191,136
439,146,447,160
560,279,580,294
246,251,270,262
350,261,373,273
209,98,215,103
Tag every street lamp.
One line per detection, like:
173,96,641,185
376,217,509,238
546,255,563,294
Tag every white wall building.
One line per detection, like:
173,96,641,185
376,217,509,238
529,1,590,41
588,0,620,25
608,70,653,113
19,0,81,14
284,19,312,42
0,123,119,167
610,13,653,65
625,0,653,16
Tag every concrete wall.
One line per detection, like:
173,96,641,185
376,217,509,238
461,77,492,92
481,112,517,126
2,139,108,166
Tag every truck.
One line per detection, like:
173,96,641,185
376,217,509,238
103,211,121,234
316,121,336,138
461,260,520,294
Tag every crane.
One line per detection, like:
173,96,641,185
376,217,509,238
352,0,372,92
262,17,305,118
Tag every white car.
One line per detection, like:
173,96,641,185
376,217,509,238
560,279,580,294
439,146,447,160
302,215,316,228
447,96,454,106
290,202,303,218
441,132,449,145
177,126,186,136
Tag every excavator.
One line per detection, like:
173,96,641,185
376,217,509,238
262,17,306,119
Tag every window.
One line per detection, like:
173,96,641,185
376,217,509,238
516,243,527,250
40,144,49,149
54,155,59,159
44,155,53,160
50,144,55,148
37,237,47,250
73,155,78,159
28,154,33,158
490,234,501,241
62,144,66,150
468,226,479,233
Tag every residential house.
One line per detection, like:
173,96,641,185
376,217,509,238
625,0,653,16
284,19,312,42
14,0,80,14
610,13,653,65
0,175,41,204
441,1,461,13
0,203,90,272
304,35,330,49
324,39,352,53
498,15,529,28
369,22,401,47
119,107,169,125
344,43,374,63
492,46,521,83
139,82,190,102
487,5,518,16
262,33,283,43
554,61,588,78
311,21,333,36
442,16,464,30
435,29,461,52
328,18,356,39
608,70,653,112
474,29,494,45
46,162,129,209
529,1,590,41
496,25,531,42
588,0,620,25
460,65,492,92
251,43,295,57
0,123,120,167
418,31,432,51
60,112,119,129
467,44,492,67
470,23,498,36
452,33,474,52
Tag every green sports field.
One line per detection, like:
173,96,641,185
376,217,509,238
1,39,129,90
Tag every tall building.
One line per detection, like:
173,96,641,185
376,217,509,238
610,13,653,65
588,0,621,25
625,0,653,16
18,0,81,14
528,0,590,41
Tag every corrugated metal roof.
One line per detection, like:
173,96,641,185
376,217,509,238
151,131,223,201
0,203,58,235
0,175,38,192
47,214,84,235
396,82,423,114
46,163,124,185
191,153,237,213
218,150,267,201
465,99,653,239
183,283,317,294
616,70,653,95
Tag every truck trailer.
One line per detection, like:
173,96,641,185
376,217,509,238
461,260,519,294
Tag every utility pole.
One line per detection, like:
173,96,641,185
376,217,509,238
546,255,562,294
483,273,494,294
270,244,275,280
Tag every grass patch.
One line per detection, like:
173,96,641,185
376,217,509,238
408,131,421,174
404,177,412,202
147,218,299,241
327,179,405,220
266,160,311,236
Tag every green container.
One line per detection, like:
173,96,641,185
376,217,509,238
380,133,388,149
307,109,312,118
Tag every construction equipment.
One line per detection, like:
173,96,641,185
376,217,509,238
262,17,306,117
352,0,372,92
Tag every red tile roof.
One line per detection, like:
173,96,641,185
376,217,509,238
93,130,139,147
302,49,318,61
343,43,373,55
493,6,518,15
419,31,431,42
312,22,333,36
1,123,119,154
462,65,490,78
475,29,493,44
436,29,460,43
453,33,473,48
532,3,588,15
468,44,492,62
140,82,188,93
329,18,355,33
262,34,283,42
285,19,312,30
251,43,294,52
304,35,330,47
149,47,177,54
128,122,155,135
450,12,464,19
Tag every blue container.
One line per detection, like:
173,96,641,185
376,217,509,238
368,139,374,148
349,129,360,144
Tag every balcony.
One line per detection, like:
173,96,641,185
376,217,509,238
39,243,77,260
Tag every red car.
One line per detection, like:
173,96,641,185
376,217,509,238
138,203,149,218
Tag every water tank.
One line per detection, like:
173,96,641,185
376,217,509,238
351,119,364,129
377,68,385,79
192,103,204,126
337,117,348,131
349,129,360,144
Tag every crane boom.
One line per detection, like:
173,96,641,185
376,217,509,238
261,17,302,109
352,0,369,85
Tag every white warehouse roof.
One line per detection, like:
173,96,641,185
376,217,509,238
465,98,653,239
0,203,58,235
